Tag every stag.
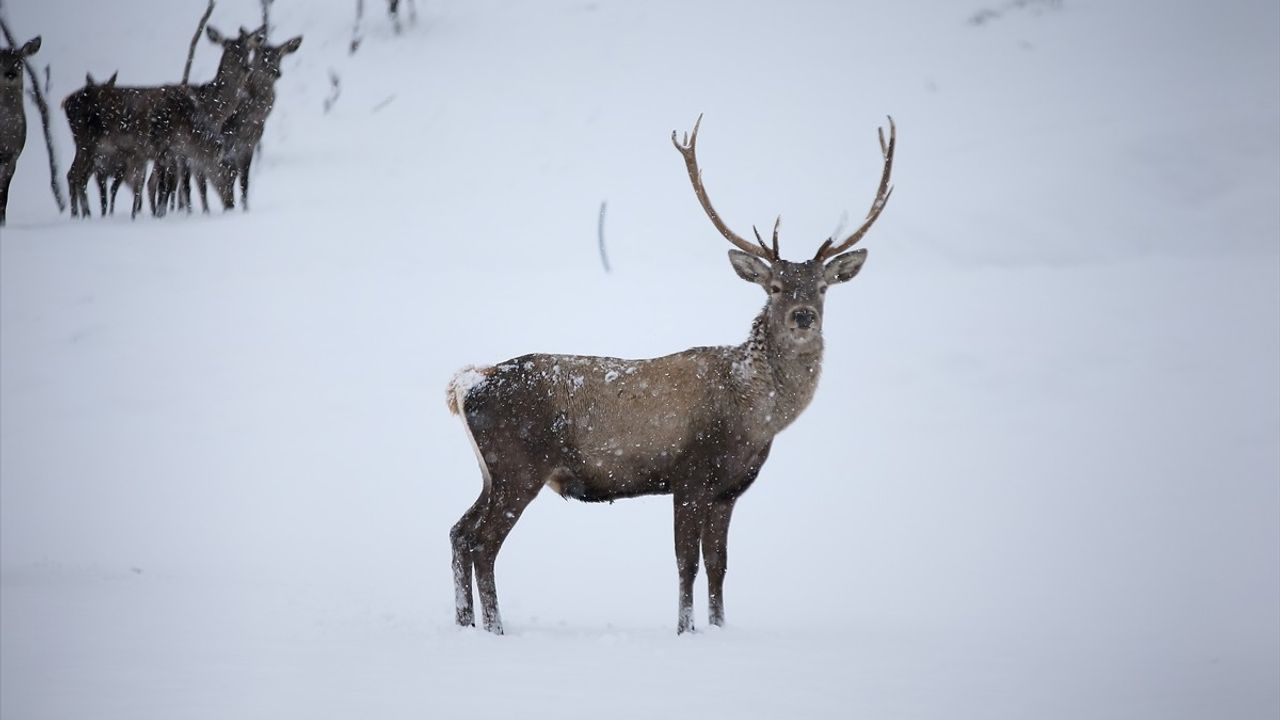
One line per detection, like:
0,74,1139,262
0,35,41,225
447,115,896,634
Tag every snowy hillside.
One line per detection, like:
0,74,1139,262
1,0,1277,718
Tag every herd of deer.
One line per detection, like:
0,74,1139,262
0,23,300,226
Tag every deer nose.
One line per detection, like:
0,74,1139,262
792,308,817,329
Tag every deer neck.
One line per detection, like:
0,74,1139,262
732,310,823,440
196,58,247,126
0,81,22,108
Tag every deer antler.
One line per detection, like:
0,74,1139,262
814,116,896,262
672,115,779,263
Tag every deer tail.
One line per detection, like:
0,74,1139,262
446,365,492,416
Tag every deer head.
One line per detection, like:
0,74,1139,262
252,33,303,80
84,71,118,88
1,36,40,90
205,25,262,84
671,115,895,354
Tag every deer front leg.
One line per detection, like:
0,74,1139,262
0,160,13,225
673,496,703,634
702,498,736,628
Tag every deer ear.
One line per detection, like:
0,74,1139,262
281,36,303,54
824,249,867,285
728,250,772,287
206,26,227,45
106,71,118,86
20,37,41,57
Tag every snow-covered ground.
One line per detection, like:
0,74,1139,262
2,0,1277,717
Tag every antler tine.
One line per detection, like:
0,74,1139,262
672,114,777,262
751,216,781,258
815,116,896,261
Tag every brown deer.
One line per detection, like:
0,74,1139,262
204,31,302,211
0,35,41,225
447,115,896,635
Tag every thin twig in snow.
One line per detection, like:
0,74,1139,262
597,201,611,273
182,0,215,84
323,70,342,113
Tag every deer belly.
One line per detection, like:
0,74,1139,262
545,462,672,502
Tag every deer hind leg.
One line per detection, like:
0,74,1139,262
673,495,705,634
95,172,108,217
147,165,161,217
470,477,541,635
702,499,736,628
178,160,192,214
238,154,251,211
450,488,492,627
109,177,122,215
67,151,91,219
194,171,209,214
130,163,147,220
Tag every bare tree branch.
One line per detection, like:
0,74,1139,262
323,70,342,113
259,0,274,38
0,10,66,212
183,0,215,84
350,0,364,55
597,201,611,273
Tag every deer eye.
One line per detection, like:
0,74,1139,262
769,284,783,295
819,284,828,294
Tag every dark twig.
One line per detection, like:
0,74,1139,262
259,0,274,38
350,0,364,54
323,70,342,113
0,10,65,212
597,201,611,273
183,0,216,84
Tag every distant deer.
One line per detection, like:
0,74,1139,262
0,35,41,225
64,26,258,219
203,31,302,211
63,72,145,218
447,116,896,634
151,25,263,216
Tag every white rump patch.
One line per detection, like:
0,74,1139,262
447,365,493,484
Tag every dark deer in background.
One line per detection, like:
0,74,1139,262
205,31,302,211
151,25,262,216
447,115,896,634
63,72,144,218
0,35,41,225
63,26,258,219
